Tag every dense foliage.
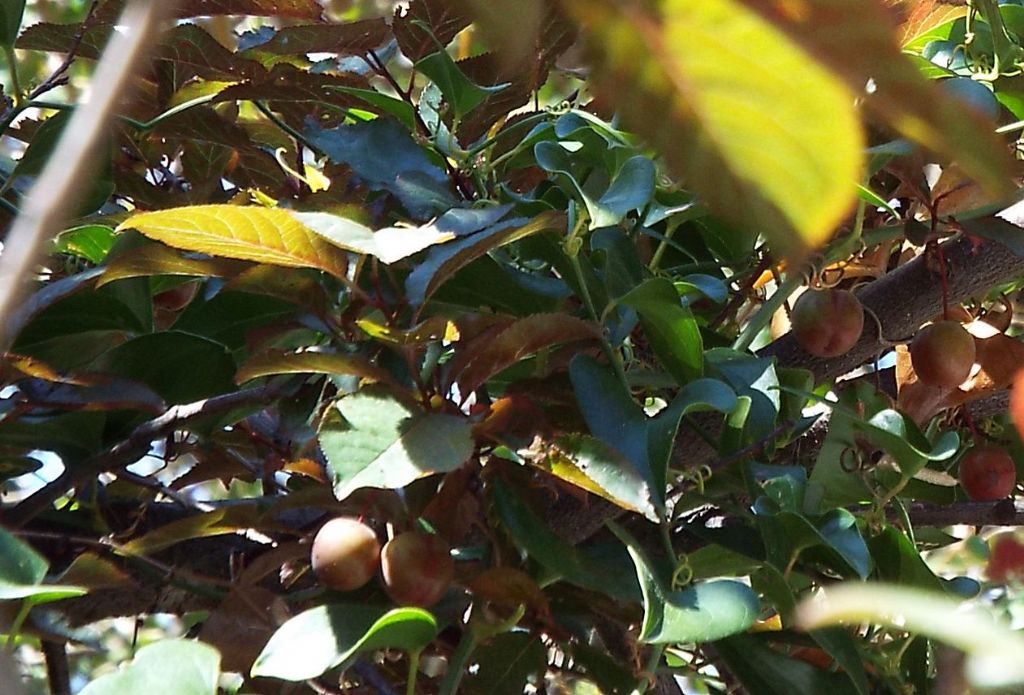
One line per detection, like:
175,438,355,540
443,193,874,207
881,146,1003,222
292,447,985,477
4,0,1024,693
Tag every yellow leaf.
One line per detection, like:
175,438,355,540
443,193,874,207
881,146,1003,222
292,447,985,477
116,205,350,278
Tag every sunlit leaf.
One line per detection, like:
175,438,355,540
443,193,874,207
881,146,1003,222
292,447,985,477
80,639,220,695
251,605,437,681
116,206,351,279
564,0,864,251
320,387,474,500
741,0,1013,200
99,243,246,286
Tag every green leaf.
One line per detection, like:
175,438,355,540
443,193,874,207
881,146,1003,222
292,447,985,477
319,387,474,500
463,632,546,695
329,86,418,130
0,526,47,590
10,110,113,214
79,639,220,695
405,211,564,306
52,225,115,265
251,605,437,681
87,332,236,405
293,211,458,264
116,206,351,278
592,155,656,228
0,0,24,48
715,633,859,695
620,278,703,384
563,0,863,251
416,49,509,119
305,118,455,219
868,526,945,592
549,434,658,521
612,524,759,643
796,583,1024,690
490,475,624,595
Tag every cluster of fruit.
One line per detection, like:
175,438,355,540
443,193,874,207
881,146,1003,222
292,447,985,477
790,289,1017,503
310,517,455,607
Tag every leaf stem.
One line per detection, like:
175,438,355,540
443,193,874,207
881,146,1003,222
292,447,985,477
4,44,22,107
405,649,421,695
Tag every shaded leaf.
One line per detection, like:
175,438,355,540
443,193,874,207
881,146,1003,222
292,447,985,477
0,0,24,48
87,332,236,405
116,205,351,279
715,633,860,695
620,278,703,384
99,243,247,286
0,526,47,590
490,474,630,595
251,605,437,681
393,0,472,62
320,387,474,500
240,19,388,55
98,0,323,19
235,349,395,386
546,434,658,520
564,0,863,251
304,118,456,220
463,632,546,695
79,639,220,695
447,313,600,395
406,211,564,306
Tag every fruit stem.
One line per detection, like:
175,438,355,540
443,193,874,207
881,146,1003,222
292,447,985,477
406,649,421,695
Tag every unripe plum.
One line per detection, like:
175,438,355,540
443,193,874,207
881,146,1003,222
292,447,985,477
909,321,976,389
958,446,1017,502
381,532,454,607
311,517,381,591
789,289,864,358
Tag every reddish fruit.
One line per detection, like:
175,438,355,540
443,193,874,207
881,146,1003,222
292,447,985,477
988,534,1024,582
1010,367,1024,441
381,532,454,607
789,289,864,358
909,321,976,389
959,446,1017,502
310,517,381,592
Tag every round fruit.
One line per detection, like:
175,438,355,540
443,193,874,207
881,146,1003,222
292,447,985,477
381,532,454,607
958,446,1017,502
909,321,976,389
1010,367,1024,441
988,534,1024,582
310,517,381,592
789,289,865,358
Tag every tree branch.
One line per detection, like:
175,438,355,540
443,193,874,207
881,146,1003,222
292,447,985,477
3,383,289,527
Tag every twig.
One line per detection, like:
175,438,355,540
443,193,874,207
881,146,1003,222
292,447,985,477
0,0,174,353
41,640,70,695
27,0,103,101
3,383,288,527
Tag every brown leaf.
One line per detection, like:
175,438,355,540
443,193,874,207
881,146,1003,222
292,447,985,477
393,0,473,63
466,566,552,619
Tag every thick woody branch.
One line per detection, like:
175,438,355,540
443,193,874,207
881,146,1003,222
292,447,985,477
761,234,1024,381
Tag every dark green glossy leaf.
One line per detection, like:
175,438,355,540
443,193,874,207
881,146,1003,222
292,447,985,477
490,475,619,594
620,278,703,384
52,225,115,265
416,49,508,118
305,118,455,219
87,332,236,405
0,0,23,48
406,212,563,306
463,632,546,695
868,526,944,592
715,633,859,695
